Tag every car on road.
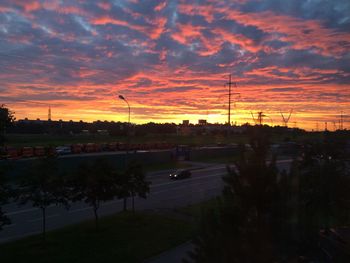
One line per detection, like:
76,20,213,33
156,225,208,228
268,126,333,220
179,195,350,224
56,146,72,155
169,169,191,180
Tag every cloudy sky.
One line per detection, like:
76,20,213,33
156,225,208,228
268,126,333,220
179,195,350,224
0,0,349,130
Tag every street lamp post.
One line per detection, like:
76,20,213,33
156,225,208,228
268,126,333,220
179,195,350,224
118,95,130,124
118,94,131,211
118,94,131,153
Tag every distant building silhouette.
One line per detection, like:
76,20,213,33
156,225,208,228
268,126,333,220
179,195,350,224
182,120,189,126
198,119,207,125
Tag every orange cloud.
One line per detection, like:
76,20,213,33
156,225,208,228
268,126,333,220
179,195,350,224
154,2,167,12
179,3,350,57
212,28,264,53
148,16,167,39
21,1,41,12
225,10,350,57
91,15,166,40
97,2,111,11
178,3,215,23
171,23,204,44
91,16,146,33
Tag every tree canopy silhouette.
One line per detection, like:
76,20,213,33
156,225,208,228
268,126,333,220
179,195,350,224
0,105,15,146
116,161,150,212
186,130,294,262
70,158,118,229
18,156,68,242
0,165,11,231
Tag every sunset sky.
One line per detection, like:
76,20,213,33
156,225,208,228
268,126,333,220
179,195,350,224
0,0,349,130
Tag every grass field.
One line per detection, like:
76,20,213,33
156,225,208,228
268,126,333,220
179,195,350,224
0,211,194,263
175,198,220,219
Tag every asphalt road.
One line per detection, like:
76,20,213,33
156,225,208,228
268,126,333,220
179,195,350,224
0,160,292,243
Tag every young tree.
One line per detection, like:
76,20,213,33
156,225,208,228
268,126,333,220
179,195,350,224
116,169,131,212
0,105,15,146
126,162,150,212
116,161,150,212
18,156,68,242
70,158,117,229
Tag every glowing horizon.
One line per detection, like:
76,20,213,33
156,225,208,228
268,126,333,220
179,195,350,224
1,0,349,131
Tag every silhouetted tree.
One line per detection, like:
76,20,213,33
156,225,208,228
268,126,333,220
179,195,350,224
0,165,11,230
116,161,150,212
295,141,350,261
186,130,294,262
127,162,150,212
18,156,68,242
70,158,117,229
0,105,15,146
117,171,131,212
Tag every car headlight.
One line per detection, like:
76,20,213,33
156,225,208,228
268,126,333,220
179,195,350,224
174,174,177,177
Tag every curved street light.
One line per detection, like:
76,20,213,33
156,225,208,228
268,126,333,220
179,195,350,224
118,95,130,124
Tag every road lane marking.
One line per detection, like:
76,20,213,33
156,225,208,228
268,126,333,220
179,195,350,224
5,204,56,216
150,159,292,187
28,214,59,223
148,160,292,179
147,165,225,179
151,172,225,188
3,223,17,229
6,207,39,216
68,207,91,214
0,231,41,243
101,199,122,206
68,178,223,215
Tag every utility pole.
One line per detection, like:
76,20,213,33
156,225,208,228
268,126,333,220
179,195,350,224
251,111,266,126
226,74,235,126
48,106,51,121
333,122,337,131
340,111,344,130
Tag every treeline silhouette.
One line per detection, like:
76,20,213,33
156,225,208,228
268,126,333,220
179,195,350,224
0,157,150,242
8,119,309,137
8,120,178,136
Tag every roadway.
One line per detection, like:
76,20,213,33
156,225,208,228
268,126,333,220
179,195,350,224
0,160,292,243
